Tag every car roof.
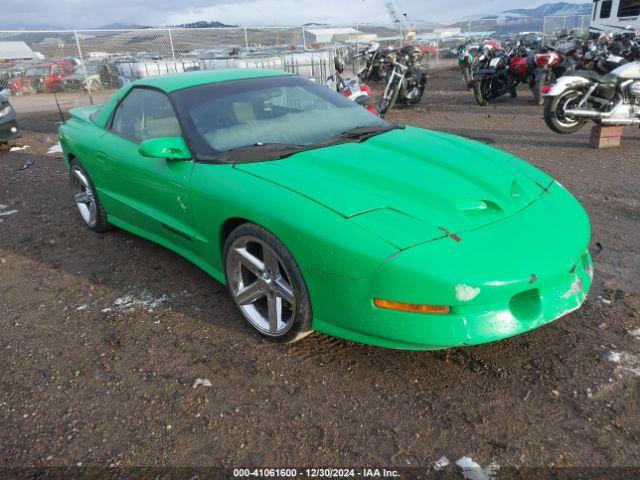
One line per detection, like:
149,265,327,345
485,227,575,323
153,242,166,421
130,68,291,93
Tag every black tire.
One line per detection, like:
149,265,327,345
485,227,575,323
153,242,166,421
379,81,401,115
224,223,313,343
509,84,518,98
68,159,111,232
473,82,488,106
544,90,587,134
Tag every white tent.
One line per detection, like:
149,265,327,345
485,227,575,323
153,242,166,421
0,41,43,61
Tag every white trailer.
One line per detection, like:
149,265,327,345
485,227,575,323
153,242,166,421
591,0,640,33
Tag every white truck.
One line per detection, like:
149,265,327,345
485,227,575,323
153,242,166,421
591,0,640,33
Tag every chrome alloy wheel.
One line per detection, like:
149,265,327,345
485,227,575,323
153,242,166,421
226,236,297,336
70,165,97,228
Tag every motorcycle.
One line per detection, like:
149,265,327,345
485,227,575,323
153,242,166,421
329,56,378,115
354,42,389,83
378,45,428,115
469,48,517,106
543,61,640,133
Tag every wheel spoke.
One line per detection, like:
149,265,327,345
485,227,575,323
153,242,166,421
273,276,295,306
263,246,280,276
234,247,265,277
72,168,89,189
235,282,264,305
267,295,282,334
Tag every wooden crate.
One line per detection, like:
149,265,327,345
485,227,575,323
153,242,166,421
589,125,623,148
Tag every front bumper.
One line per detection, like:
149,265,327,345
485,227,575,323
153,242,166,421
0,116,21,143
308,181,593,350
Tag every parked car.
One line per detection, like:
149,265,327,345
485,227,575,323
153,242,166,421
62,64,102,91
59,69,592,349
0,93,21,144
11,61,75,95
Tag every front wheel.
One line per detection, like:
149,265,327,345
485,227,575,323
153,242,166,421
69,159,111,232
544,89,588,134
473,81,489,106
224,223,313,343
379,81,401,115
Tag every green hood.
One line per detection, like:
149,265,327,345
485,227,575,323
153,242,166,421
236,126,553,249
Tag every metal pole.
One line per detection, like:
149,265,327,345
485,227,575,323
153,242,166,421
244,27,249,52
74,30,94,105
168,28,176,59
468,19,472,34
302,26,306,51
542,16,547,46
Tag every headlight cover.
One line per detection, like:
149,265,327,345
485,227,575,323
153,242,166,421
0,105,12,118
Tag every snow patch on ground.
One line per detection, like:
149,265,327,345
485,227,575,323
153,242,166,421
9,145,29,152
606,351,640,377
433,456,449,470
113,290,171,313
47,142,62,154
455,284,480,302
628,328,640,340
455,457,499,480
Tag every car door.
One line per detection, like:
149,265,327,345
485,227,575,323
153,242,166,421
96,86,196,248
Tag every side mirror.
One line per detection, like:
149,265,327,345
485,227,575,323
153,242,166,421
138,137,192,160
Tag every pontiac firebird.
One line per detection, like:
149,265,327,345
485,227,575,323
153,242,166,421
58,69,593,349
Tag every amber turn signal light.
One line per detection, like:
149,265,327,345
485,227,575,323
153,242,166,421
374,299,450,314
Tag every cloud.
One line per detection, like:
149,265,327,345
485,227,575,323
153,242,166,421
0,0,586,29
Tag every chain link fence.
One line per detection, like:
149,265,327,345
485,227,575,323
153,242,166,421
0,15,591,108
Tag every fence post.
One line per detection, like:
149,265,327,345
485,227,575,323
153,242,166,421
468,19,472,34
74,30,94,105
168,28,176,59
542,16,547,46
302,26,306,50
244,27,249,52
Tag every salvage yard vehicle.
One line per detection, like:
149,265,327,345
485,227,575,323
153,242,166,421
62,63,102,91
11,61,75,95
0,93,21,144
59,69,593,349
379,45,428,115
543,61,640,133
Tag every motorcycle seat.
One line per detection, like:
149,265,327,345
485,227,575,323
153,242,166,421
573,70,618,84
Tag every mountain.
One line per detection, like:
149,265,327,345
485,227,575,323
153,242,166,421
97,23,150,29
168,21,237,28
499,2,591,18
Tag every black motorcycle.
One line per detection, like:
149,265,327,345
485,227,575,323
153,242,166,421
379,45,428,115
469,48,516,106
354,42,390,83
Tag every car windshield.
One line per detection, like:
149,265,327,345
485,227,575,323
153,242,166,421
25,67,50,76
171,75,389,161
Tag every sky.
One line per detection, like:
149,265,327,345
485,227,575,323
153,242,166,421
1,0,584,29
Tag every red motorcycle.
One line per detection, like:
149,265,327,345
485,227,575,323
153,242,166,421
508,46,560,105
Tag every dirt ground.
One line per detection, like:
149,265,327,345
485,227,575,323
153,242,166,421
0,69,639,476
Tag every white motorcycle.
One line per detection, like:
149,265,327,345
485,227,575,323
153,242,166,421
543,61,640,134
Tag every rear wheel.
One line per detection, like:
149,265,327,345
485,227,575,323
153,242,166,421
544,89,587,134
224,223,312,343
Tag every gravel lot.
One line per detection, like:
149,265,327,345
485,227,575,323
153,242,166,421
1,68,639,475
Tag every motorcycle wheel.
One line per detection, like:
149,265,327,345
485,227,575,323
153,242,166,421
379,82,401,115
544,89,587,134
473,81,489,106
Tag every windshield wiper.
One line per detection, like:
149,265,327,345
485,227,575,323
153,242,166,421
216,142,312,162
328,124,405,143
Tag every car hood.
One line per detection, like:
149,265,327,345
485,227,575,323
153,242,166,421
235,126,553,249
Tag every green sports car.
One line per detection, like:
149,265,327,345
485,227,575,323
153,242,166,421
59,69,593,350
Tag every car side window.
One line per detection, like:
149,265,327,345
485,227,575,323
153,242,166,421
111,88,181,143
